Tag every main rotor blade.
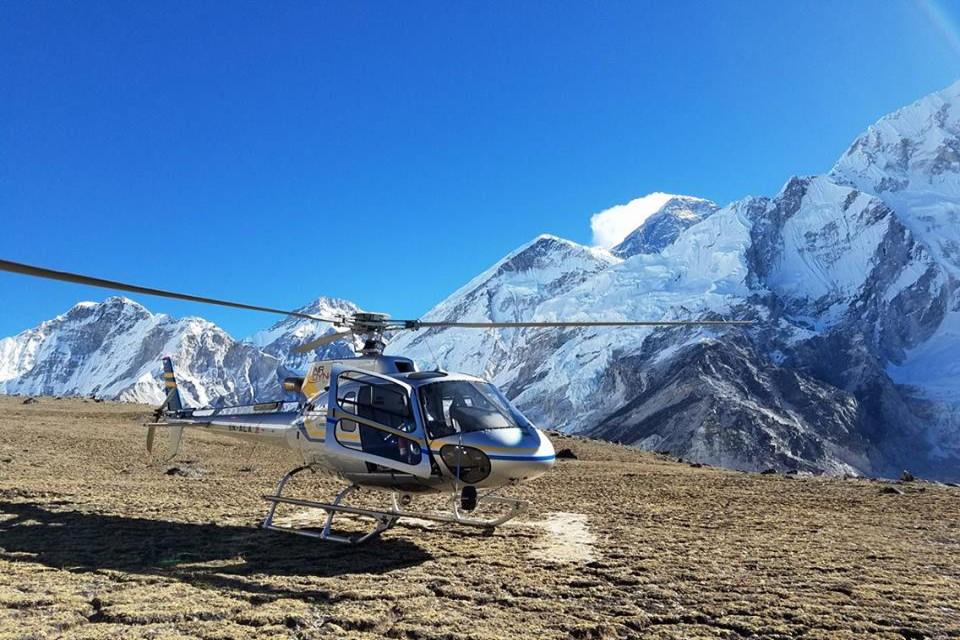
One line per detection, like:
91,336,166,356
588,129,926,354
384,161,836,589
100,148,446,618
295,330,354,353
0,259,337,322
410,319,753,328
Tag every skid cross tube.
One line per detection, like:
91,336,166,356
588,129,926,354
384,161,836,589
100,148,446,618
262,492,399,544
261,467,399,544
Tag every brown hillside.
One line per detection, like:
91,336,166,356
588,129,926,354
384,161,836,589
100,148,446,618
0,396,957,639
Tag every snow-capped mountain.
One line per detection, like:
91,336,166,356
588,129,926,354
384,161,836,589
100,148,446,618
612,196,719,258
249,296,361,374
388,234,618,381
0,297,282,406
390,196,876,475
827,81,960,473
0,295,364,408
388,81,960,480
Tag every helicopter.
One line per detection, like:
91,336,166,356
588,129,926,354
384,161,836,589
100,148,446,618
0,258,750,543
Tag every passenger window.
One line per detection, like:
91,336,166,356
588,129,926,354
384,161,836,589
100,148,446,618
334,419,362,449
341,391,358,432
334,372,422,465
336,371,416,432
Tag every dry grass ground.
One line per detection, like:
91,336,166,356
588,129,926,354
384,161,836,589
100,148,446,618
0,396,958,639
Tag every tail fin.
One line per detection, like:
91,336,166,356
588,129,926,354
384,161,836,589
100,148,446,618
147,357,185,462
160,356,184,412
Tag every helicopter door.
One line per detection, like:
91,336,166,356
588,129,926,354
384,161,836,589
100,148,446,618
326,365,432,479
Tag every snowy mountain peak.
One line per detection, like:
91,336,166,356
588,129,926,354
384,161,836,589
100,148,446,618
612,195,720,257
746,174,917,322
590,192,714,249
385,234,623,378
419,234,619,325
102,295,142,306
61,296,148,320
498,234,617,275
0,297,281,406
830,80,960,274
248,296,362,373
249,296,359,344
294,296,360,320
832,80,960,198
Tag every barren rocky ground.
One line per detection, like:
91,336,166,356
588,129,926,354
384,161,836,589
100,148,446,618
0,396,958,639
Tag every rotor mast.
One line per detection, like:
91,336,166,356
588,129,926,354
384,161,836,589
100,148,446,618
348,312,392,356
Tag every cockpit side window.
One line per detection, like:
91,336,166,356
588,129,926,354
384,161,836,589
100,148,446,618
418,380,531,439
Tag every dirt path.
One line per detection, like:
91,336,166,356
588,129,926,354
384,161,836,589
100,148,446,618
0,396,958,639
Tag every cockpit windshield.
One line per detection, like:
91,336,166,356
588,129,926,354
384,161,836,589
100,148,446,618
418,380,532,439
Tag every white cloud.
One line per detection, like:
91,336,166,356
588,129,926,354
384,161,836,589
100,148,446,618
589,192,677,249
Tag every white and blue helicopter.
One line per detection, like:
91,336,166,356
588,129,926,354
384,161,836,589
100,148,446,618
0,259,748,543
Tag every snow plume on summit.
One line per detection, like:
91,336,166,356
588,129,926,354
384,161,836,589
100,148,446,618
590,193,713,249
612,196,720,257
590,193,675,248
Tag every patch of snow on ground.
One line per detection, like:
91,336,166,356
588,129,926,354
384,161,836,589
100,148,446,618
522,511,597,564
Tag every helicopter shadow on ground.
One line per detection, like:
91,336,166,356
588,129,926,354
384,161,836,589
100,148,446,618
0,501,433,601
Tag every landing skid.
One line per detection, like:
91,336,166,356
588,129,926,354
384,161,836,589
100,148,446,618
261,465,529,544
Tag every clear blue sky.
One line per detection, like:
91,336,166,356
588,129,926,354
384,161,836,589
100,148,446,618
2,1,959,338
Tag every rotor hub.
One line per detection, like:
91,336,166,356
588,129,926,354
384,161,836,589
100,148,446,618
350,311,391,325
339,312,393,355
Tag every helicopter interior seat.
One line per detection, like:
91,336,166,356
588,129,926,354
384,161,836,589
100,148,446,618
356,384,413,464
356,385,385,452
447,386,514,432
448,394,468,433
421,384,475,438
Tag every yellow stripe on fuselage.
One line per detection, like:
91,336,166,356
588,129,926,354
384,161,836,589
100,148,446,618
303,417,325,440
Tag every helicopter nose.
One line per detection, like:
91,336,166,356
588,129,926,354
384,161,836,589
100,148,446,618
487,427,556,484
435,427,556,487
